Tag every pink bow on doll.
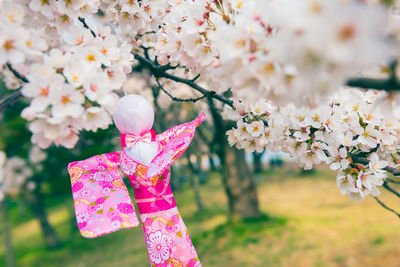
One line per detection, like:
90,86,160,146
120,129,156,148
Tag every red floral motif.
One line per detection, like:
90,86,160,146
72,182,83,192
117,203,134,214
171,214,179,224
78,222,87,229
145,217,153,226
96,197,106,205
105,152,120,163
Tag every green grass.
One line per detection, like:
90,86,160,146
1,168,400,267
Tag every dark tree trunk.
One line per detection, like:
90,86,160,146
223,147,261,220
207,97,261,220
187,155,204,212
25,190,60,249
208,154,216,171
66,197,78,234
1,200,15,267
193,172,203,212
253,150,265,174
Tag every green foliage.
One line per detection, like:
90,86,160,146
380,0,395,6
192,214,287,251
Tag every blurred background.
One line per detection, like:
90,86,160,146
1,79,400,267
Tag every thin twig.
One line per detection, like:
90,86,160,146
155,77,207,103
78,17,96,38
6,63,29,83
383,182,400,198
191,74,201,82
387,178,400,184
373,196,400,219
0,90,23,112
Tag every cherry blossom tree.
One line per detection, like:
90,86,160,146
1,0,400,219
0,151,32,267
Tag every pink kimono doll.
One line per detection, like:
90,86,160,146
67,95,203,267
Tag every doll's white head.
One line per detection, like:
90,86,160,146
113,95,154,135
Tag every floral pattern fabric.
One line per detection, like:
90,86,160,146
68,152,139,238
140,208,201,267
67,113,205,266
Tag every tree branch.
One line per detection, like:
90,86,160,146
346,60,400,91
350,154,400,176
0,64,29,112
346,77,400,91
6,63,29,83
373,196,400,219
155,77,207,103
382,182,400,198
387,178,400,184
0,90,23,112
134,53,234,108
78,17,96,38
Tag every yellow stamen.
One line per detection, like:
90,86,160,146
61,95,71,105
87,54,96,62
3,40,15,51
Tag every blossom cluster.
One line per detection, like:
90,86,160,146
0,1,138,148
153,0,394,106
0,150,33,201
224,88,400,200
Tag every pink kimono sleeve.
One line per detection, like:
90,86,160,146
67,151,139,238
145,112,205,179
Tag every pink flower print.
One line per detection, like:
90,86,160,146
81,190,92,197
144,217,153,226
146,231,172,264
87,206,97,212
102,187,111,194
94,171,113,181
171,214,179,224
99,181,112,187
95,157,107,169
77,212,90,223
96,157,106,164
121,158,137,175
96,204,104,211
117,203,134,214
147,150,174,177
188,258,201,267
72,182,83,193
87,169,97,175
97,162,108,170
96,197,106,205
105,152,120,163
186,233,192,244
129,179,140,189
107,210,118,218
145,225,153,233
166,225,176,233
78,221,87,229
110,220,121,229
